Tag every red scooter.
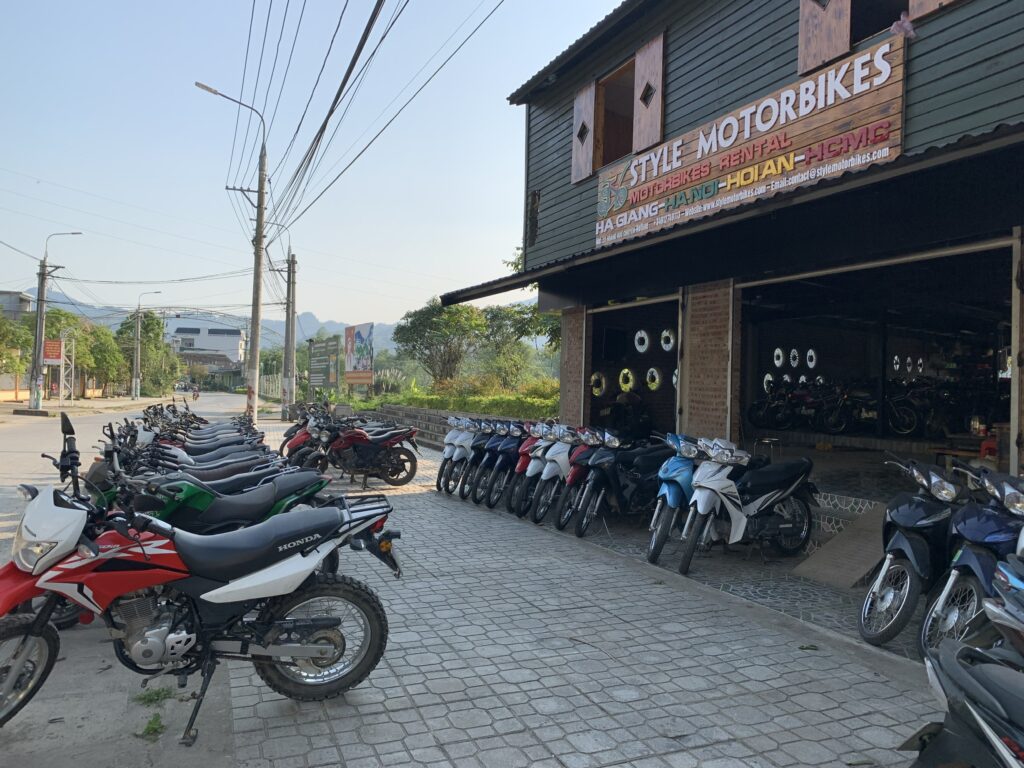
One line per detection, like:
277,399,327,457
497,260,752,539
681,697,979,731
554,429,602,530
504,422,540,514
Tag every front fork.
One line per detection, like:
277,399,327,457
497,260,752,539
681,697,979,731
927,569,961,627
648,498,664,532
868,554,895,599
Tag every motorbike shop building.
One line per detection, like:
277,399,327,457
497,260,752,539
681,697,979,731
443,0,1024,553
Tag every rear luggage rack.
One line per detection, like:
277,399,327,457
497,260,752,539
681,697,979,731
338,493,393,517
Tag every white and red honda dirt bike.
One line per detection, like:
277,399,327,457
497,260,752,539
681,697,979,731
0,413,401,745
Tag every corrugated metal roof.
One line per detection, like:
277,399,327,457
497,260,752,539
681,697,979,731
442,123,1024,305
507,0,650,105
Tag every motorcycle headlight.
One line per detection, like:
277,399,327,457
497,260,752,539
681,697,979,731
679,443,698,459
928,473,957,502
911,467,928,489
984,476,1002,500
1004,483,1024,516
711,448,733,463
12,527,58,573
319,429,331,442
604,434,621,449
497,424,509,436
510,426,522,437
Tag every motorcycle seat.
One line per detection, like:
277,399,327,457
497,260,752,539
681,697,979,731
198,466,286,495
737,458,813,498
614,445,654,467
175,457,268,481
183,443,267,462
368,428,411,444
967,664,1024,726
848,388,873,399
174,506,342,581
196,471,323,526
631,448,676,475
184,434,262,454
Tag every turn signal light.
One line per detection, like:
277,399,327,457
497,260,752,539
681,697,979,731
1001,736,1024,761
379,539,392,553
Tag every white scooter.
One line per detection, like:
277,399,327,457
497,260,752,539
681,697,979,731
510,423,555,518
441,419,478,496
435,415,462,492
529,426,579,524
677,437,816,575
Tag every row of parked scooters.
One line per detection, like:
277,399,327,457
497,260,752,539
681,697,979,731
2,400,402,744
434,417,818,575
860,454,1024,765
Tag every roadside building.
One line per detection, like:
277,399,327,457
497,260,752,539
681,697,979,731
0,291,33,322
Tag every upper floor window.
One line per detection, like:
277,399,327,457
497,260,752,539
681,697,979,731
596,60,636,168
570,33,664,184
851,0,908,44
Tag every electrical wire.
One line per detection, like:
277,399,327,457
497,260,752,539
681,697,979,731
59,268,253,285
233,0,275,185
0,238,40,262
286,0,506,229
265,0,307,148
228,0,259,186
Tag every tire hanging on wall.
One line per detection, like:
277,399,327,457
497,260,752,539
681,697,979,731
660,329,675,352
806,348,817,369
590,372,607,397
619,368,636,392
790,348,800,368
774,348,784,368
763,372,774,393
634,330,651,353
646,367,662,391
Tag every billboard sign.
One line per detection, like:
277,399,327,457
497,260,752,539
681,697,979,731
344,323,374,386
42,339,64,366
308,336,340,390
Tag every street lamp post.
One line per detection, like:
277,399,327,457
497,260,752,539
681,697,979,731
29,231,82,410
133,290,161,400
196,80,266,423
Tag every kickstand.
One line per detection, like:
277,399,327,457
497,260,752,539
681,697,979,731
599,515,614,541
180,655,219,747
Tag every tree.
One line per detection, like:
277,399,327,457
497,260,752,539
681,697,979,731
392,298,485,384
116,310,178,396
481,305,543,389
86,325,127,388
0,316,32,375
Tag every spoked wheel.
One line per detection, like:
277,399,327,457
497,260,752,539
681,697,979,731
435,458,451,492
646,498,677,565
858,559,921,646
457,462,478,500
381,448,417,486
554,483,582,531
253,574,387,701
442,460,465,495
677,508,710,576
471,466,493,505
505,474,525,513
530,478,562,524
514,476,539,519
0,616,60,727
888,405,919,436
919,573,985,655
774,496,812,555
16,597,81,631
575,487,603,538
302,453,330,473
485,467,511,509
819,406,849,435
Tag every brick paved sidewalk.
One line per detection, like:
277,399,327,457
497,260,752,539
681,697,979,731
231,432,936,768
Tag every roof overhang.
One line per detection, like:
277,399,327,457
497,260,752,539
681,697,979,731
507,0,650,105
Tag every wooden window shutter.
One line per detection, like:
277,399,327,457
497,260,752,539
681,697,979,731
798,0,852,75
632,33,664,153
910,0,948,18
571,82,595,183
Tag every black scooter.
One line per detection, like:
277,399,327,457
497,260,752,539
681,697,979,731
470,425,509,505
481,424,524,509
575,431,674,538
458,422,494,501
859,455,968,646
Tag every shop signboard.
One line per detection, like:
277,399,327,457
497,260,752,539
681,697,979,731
42,339,64,366
344,323,374,386
595,37,905,248
308,336,340,390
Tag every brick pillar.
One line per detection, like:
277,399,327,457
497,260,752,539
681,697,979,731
559,307,585,424
681,280,734,439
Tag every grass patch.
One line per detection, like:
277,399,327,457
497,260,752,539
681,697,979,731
134,686,174,706
137,713,166,742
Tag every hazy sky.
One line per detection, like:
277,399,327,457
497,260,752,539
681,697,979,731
0,0,613,329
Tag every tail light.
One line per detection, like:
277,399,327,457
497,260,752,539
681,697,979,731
371,516,387,533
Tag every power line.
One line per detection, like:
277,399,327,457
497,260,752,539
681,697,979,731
0,238,40,262
233,0,275,185
227,0,259,186
286,0,506,228
265,0,307,147
59,268,253,285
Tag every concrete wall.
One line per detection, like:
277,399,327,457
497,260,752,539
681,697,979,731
559,308,585,425
680,280,734,440
375,405,531,449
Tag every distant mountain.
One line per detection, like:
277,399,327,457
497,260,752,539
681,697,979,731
26,288,396,351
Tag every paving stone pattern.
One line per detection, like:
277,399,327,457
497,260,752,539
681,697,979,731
233,429,936,767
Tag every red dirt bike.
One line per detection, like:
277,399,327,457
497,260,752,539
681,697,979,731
302,423,419,488
0,414,401,745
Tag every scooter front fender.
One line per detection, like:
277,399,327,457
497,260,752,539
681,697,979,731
541,461,563,482
693,487,719,517
658,482,684,510
885,530,933,583
0,561,43,617
952,544,1000,596
452,446,470,463
441,445,456,460
525,457,545,478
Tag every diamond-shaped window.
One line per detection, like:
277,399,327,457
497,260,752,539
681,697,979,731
576,122,590,145
640,82,656,107
812,0,830,8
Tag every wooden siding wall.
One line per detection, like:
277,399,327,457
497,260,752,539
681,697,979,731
523,0,1024,272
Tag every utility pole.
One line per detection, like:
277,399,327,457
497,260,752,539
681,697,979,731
133,291,161,400
29,231,80,410
195,81,267,424
281,246,296,420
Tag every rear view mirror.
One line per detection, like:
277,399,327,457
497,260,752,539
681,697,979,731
60,412,75,436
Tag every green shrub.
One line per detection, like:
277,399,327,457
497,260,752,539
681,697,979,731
519,377,559,400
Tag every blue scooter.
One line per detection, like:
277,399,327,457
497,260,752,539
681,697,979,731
919,466,1024,654
646,433,698,564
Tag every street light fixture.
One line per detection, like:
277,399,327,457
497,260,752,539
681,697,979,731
29,231,82,410
196,80,267,422
132,290,162,400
